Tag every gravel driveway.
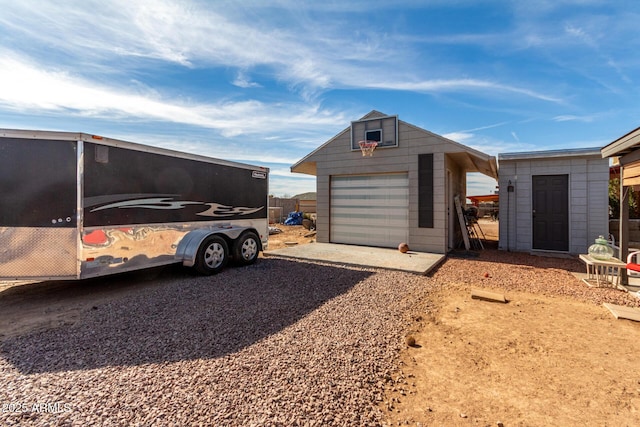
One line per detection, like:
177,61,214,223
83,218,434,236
3,247,640,426
1,257,426,426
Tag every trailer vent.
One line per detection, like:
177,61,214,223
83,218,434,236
95,145,109,163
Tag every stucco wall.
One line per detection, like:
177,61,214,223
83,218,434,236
498,152,609,254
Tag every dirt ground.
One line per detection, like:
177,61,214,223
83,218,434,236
3,220,640,426
266,224,317,250
382,219,640,426
386,288,640,426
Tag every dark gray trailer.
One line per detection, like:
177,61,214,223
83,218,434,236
0,129,269,280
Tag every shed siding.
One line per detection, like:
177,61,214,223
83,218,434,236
499,153,608,254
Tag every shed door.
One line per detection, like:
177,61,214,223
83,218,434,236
330,174,408,247
532,174,569,251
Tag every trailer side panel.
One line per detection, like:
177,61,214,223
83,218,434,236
83,143,267,226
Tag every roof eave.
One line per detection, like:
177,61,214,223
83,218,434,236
601,126,640,158
499,147,603,161
291,161,317,176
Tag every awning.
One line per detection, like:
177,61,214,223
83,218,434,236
467,194,499,205
447,151,498,179
601,125,640,285
602,126,640,186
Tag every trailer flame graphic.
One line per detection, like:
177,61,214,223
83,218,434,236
90,197,263,217
90,198,201,211
196,203,263,217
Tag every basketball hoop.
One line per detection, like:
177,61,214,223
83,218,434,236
358,140,378,156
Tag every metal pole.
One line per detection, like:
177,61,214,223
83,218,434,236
620,178,629,285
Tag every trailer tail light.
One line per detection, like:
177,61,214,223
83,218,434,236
91,135,103,140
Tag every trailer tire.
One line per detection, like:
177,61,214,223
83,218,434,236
195,235,229,275
233,231,260,266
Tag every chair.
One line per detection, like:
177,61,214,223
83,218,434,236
627,251,640,273
609,234,640,277
608,234,620,257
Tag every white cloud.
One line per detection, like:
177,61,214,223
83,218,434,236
467,172,498,196
456,134,525,158
361,79,562,103
0,0,566,104
269,174,316,198
461,122,510,133
0,52,350,139
233,71,262,88
269,167,315,179
553,114,595,123
442,132,474,143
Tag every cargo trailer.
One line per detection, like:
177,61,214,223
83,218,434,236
0,129,269,280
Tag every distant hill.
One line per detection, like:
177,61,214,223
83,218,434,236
293,192,316,200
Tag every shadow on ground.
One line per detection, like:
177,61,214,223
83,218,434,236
1,258,373,374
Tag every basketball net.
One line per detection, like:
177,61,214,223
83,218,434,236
358,140,378,156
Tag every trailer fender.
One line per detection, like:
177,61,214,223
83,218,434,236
175,229,211,267
175,226,258,267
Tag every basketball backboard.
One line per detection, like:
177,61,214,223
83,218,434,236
350,115,398,151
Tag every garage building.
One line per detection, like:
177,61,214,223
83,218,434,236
291,111,497,253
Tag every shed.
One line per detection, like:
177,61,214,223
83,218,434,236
291,111,497,253
498,148,609,254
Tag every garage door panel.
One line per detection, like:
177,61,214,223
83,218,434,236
332,194,408,203
332,174,406,186
330,198,407,208
331,225,406,247
332,184,407,193
331,206,408,215
331,210,408,219
331,174,408,248
331,217,408,228
332,209,408,221
332,189,408,199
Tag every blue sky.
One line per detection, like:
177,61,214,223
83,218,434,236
0,1,638,197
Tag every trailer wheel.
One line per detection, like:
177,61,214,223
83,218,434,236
195,235,229,275
233,231,260,265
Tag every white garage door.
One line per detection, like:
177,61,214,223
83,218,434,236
330,173,409,247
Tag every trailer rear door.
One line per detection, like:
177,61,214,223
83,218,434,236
0,137,79,279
